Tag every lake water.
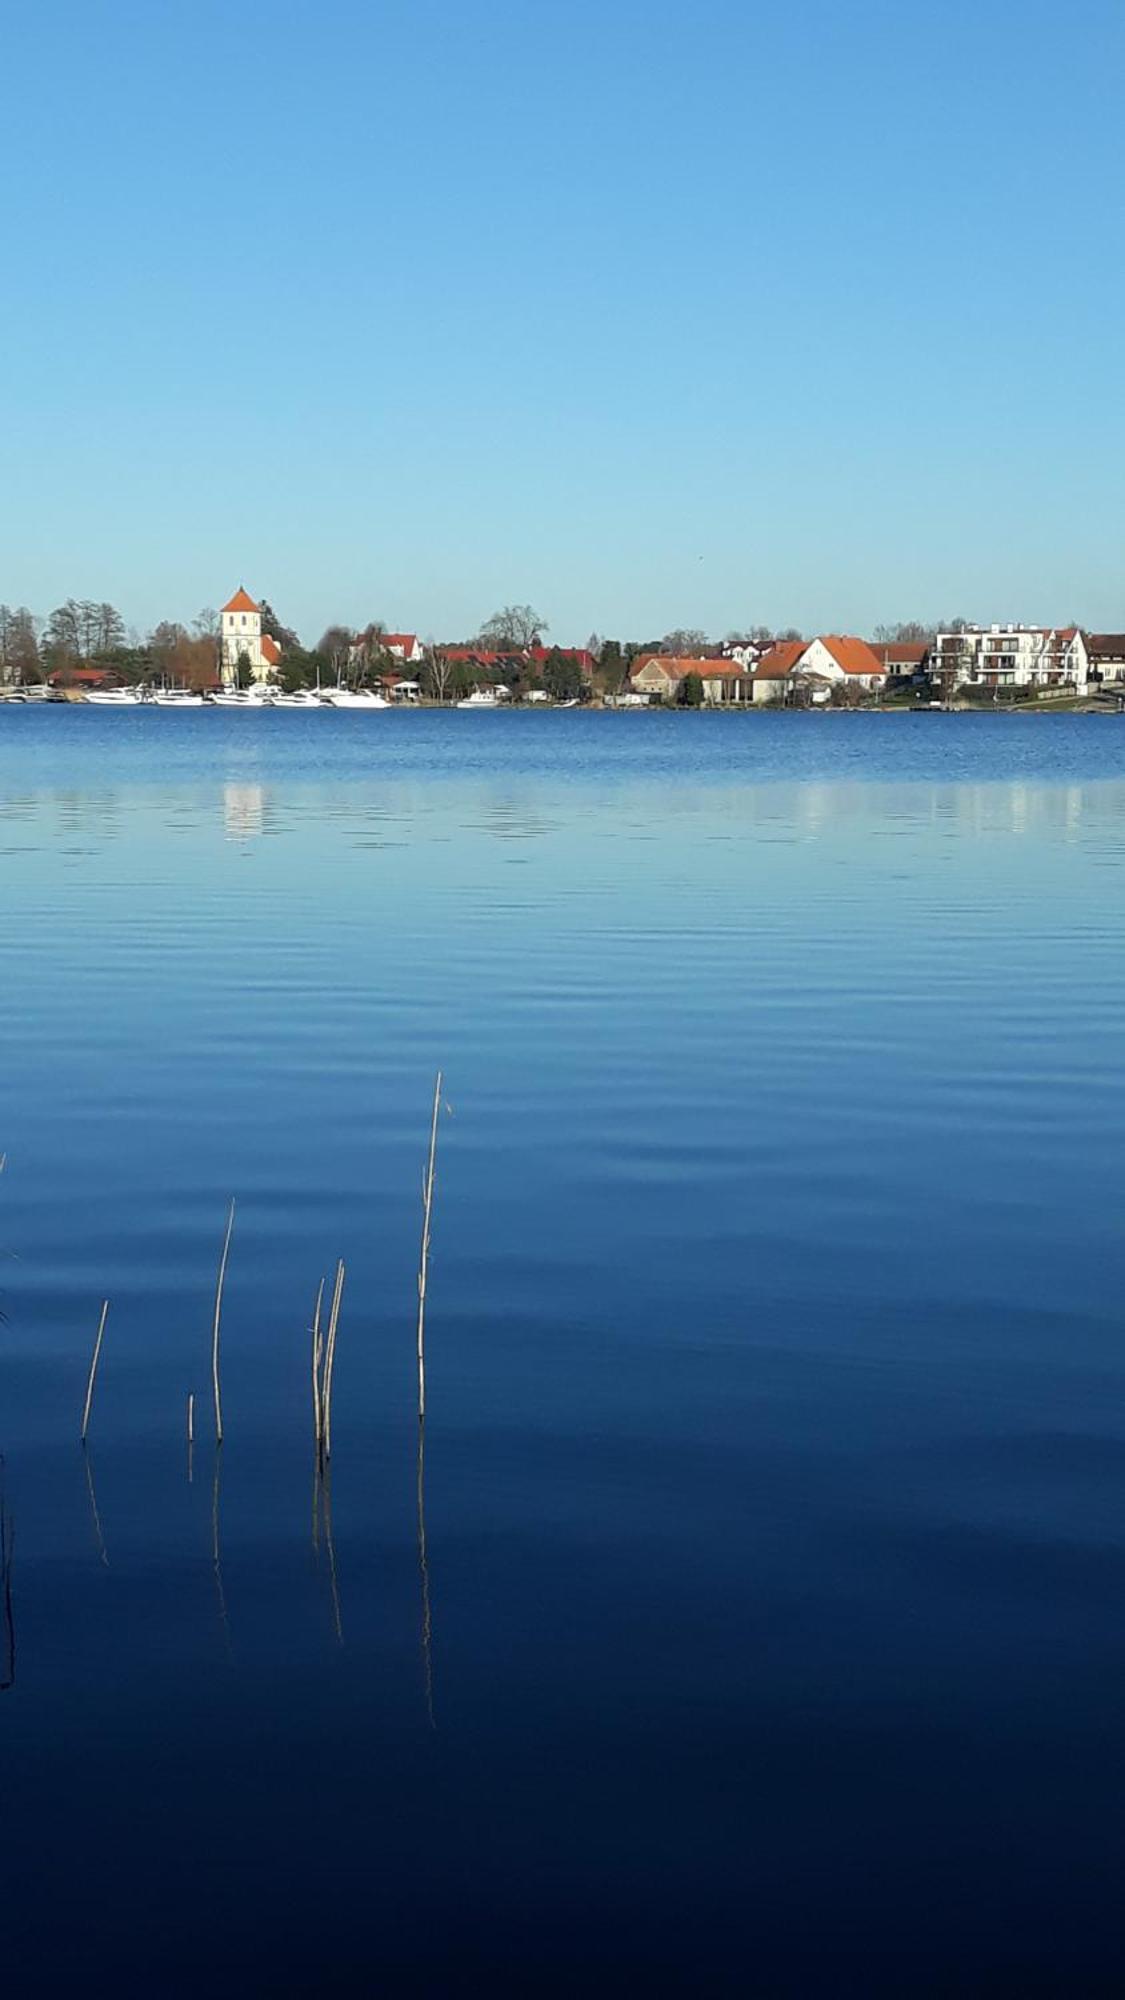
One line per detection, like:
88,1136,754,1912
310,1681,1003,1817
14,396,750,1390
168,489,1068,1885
3,707,1125,1994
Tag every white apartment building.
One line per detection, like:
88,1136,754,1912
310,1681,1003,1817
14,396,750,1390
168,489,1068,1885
931,626,1088,693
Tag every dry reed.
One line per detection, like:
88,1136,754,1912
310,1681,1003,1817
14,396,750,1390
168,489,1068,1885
211,1198,236,1444
80,1300,109,1444
310,1276,325,1450
321,1260,345,1461
416,1070,443,1421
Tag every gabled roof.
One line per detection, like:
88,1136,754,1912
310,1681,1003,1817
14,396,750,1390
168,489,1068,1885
222,586,259,614
1086,633,1125,657
630,654,723,680
260,633,281,664
868,641,929,666
817,636,886,677
751,641,806,680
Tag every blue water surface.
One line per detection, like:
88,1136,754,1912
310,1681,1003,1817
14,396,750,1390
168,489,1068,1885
2,706,1125,1994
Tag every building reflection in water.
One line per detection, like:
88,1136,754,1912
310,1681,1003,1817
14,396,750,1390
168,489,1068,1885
223,782,267,842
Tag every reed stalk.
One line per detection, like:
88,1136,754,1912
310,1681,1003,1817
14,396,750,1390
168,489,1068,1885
321,1260,345,1461
416,1069,443,1421
80,1300,109,1444
310,1276,325,1449
211,1199,236,1445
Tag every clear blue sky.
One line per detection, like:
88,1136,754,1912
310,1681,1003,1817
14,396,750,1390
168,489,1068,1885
4,0,1123,646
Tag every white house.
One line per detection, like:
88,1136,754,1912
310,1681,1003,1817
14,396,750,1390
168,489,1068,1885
220,587,282,685
796,636,888,692
382,632,422,665
751,637,886,703
750,640,807,704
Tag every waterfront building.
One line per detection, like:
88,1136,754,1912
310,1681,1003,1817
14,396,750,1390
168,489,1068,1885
1084,634,1125,683
930,626,1089,694
750,637,886,703
220,586,282,686
629,655,751,704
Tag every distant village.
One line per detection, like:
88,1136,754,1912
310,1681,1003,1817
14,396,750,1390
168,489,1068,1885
2,588,1125,708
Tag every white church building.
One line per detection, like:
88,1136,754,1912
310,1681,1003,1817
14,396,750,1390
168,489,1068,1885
220,586,283,685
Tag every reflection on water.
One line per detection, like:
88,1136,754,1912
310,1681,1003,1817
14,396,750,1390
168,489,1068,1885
417,1416,435,1729
82,1446,110,1568
0,1463,14,1692
223,781,267,842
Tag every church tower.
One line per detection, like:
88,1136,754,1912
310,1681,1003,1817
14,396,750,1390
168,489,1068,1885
219,586,282,684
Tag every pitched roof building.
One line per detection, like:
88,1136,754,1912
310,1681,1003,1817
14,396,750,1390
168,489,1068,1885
220,586,282,685
751,637,887,703
629,655,750,703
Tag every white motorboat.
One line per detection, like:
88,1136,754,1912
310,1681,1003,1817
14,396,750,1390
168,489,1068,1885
84,687,148,706
210,690,269,708
455,687,508,709
151,688,207,707
271,689,328,708
325,689,390,709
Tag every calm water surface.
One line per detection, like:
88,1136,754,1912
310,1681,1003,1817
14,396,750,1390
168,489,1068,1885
3,708,1125,1994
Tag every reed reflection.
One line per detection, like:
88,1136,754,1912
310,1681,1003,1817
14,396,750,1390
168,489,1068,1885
83,1448,110,1569
311,1461,343,1647
417,1416,435,1729
0,1461,15,1692
212,1449,230,1651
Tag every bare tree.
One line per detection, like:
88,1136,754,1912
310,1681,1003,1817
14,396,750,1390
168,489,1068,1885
0,606,40,684
477,604,547,649
192,607,219,640
873,620,934,643
94,603,125,653
150,621,189,672
168,634,218,692
424,646,454,703
661,628,709,655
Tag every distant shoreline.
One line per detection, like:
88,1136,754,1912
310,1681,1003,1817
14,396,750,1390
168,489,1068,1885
1,693,1120,718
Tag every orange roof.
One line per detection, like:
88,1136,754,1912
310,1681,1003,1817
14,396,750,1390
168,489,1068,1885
221,586,259,614
818,636,886,676
260,633,281,664
752,641,806,680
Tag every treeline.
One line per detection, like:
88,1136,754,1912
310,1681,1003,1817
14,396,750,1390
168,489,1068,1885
0,598,222,688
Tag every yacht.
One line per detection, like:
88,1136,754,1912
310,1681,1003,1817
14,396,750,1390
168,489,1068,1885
209,685,275,708
151,688,207,707
271,689,328,708
84,687,148,706
325,689,390,709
